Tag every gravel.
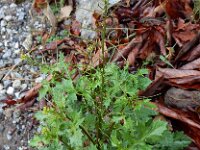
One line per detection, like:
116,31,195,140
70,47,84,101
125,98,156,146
0,0,44,101
0,0,108,149
0,1,43,148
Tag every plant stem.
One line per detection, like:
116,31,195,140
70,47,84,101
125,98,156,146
95,1,109,149
79,125,96,146
59,137,73,150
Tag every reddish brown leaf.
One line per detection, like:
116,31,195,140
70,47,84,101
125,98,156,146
154,102,200,129
70,20,81,36
20,75,52,104
154,101,200,148
33,0,47,13
165,0,193,19
0,99,17,105
17,99,36,111
112,35,144,62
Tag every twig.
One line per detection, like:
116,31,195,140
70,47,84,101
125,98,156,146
0,59,23,83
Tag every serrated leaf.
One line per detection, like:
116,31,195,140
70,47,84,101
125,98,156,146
38,85,49,100
137,68,149,75
147,120,167,138
138,77,152,90
69,129,83,147
111,131,121,147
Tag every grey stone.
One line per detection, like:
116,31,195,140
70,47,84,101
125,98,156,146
4,40,9,47
18,12,25,21
0,9,5,19
10,72,22,79
10,3,17,8
0,126,4,132
1,20,7,27
2,50,11,58
37,127,42,133
5,59,13,66
6,28,12,34
64,19,71,25
15,92,20,99
19,92,26,98
13,110,21,119
30,67,37,74
0,60,5,68
0,84,3,91
2,5,8,10
3,80,12,88
12,80,21,89
1,28,6,35
75,0,104,39
3,145,10,150
0,89,6,95
0,90,6,100
21,125,25,130
14,42,19,49
35,75,45,83
14,49,21,54
6,133,12,141
4,15,12,21
14,58,21,65
21,84,27,91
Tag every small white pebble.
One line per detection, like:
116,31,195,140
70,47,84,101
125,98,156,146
6,87,14,95
10,3,17,8
35,76,44,83
6,133,12,141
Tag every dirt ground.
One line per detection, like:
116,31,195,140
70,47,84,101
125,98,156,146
0,106,38,150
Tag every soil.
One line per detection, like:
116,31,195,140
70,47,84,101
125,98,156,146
0,106,38,150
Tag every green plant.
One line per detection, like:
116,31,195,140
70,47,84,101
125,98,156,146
46,35,63,43
30,0,191,149
193,0,200,19
29,54,190,150
159,55,174,68
50,0,65,15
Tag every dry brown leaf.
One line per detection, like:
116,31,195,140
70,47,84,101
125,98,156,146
173,31,197,44
127,47,139,66
158,68,200,78
180,58,200,70
156,68,200,90
181,44,200,62
42,2,57,36
173,20,200,45
165,0,193,19
175,32,200,62
155,102,200,129
91,42,108,68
